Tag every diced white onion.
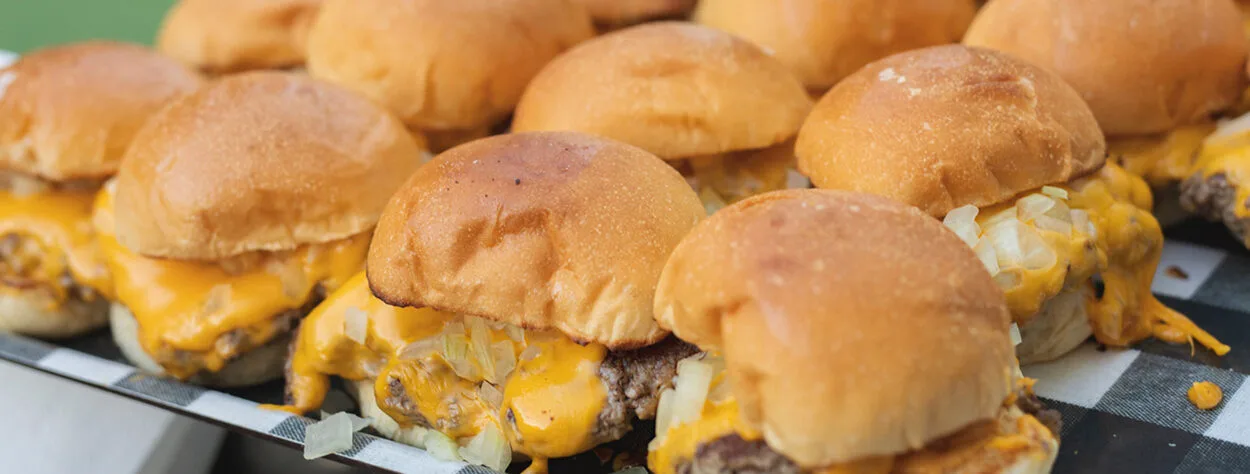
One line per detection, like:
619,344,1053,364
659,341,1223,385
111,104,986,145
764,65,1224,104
1016,194,1056,222
459,424,512,472
979,208,1018,229
986,220,1056,270
503,324,525,342
1041,186,1069,200
478,382,504,409
489,341,516,384
398,336,441,360
443,333,478,379
278,262,309,300
973,238,1000,276
304,412,354,460
8,174,48,197
993,270,1022,290
942,205,981,248
669,357,714,430
470,317,495,382
1070,210,1095,237
519,345,541,362
699,187,729,215
653,388,677,444
1009,323,1023,346
202,284,232,315
1207,111,1250,147
1033,215,1073,235
421,430,462,462
344,307,368,344
707,377,732,404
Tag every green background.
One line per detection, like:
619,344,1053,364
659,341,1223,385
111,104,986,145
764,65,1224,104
0,0,177,53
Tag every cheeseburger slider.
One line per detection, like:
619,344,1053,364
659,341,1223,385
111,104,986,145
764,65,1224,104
281,131,704,472
650,189,1060,474
101,72,424,387
157,0,323,74
573,0,697,28
304,0,594,152
796,45,1227,363
693,0,976,94
0,42,201,338
513,23,813,213
964,0,1248,189
1181,103,1250,250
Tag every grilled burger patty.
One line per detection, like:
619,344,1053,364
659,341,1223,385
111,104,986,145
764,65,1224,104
674,386,1062,474
1180,172,1250,246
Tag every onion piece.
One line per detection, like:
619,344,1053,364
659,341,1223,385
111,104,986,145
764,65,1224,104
479,382,504,409
470,318,495,381
1041,186,1069,200
503,324,525,342
653,388,677,444
443,333,477,379
519,345,541,362
973,238,1000,276
1207,111,1250,147
1033,215,1073,235
344,307,368,344
421,430,462,462
942,205,981,247
304,412,355,460
699,187,728,215
1070,210,1095,237
460,424,512,472
1010,323,1023,346
707,377,732,404
1016,194,1056,222
398,336,441,361
669,357,714,429
202,284,231,315
993,270,1022,290
490,341,517,384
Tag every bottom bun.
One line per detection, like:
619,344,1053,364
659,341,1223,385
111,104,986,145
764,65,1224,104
0,291,108,339
1017,287,1093,365
110,304,289,387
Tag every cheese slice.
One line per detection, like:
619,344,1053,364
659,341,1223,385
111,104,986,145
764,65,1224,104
0,187,112,304
279,274,610,472
1107,123,1214,186
93,186,368,379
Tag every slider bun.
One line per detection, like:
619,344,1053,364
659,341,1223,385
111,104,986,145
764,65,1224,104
0,292,107,339
512,22,812,160
110,304,287,387
0,42,202,182
114,72,425,260
694,0,977,92
654,189,1015,467
157,0,323,73
964,0,1248,136
305,0,594,133
367,131,704,349
573,0,696,25
796,45,1105,217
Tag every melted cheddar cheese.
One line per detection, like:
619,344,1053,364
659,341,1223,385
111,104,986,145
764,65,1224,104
1067,165,1228,354
676,143,795,213
1194,121,1250,220
278,275,611,472
1107,124,1214,187
647,392,760,474
0,188,112,304
93,187,368,379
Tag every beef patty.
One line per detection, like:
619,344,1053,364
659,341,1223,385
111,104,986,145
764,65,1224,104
1180,172,1250,247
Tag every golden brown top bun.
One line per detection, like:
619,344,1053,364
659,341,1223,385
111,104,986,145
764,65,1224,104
655,189,1014,467
305,0,594,133
367,131,704,349
0,42,202,182
796,45,1105,217
114,72,425,260
513,23,813,160
964,0,1248,136
157,0,323,74
573,0,696,25
694,0,976,93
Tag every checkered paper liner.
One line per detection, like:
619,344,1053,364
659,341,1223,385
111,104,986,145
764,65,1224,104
1,218,1248,474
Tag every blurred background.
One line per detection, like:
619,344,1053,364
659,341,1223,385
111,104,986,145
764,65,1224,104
0,0,175,52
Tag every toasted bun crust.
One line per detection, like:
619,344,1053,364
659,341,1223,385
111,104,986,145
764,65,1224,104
654,189,1015,467
113,72,425,260
694,0,976,92
306,0,594,133
796,45,1106,217
157,0,323,73
574,0,696,25
0,292,108,339
964,0,1248,136
512,22,813,160
0,42,202,181
110,304,286,387
367,131,704,349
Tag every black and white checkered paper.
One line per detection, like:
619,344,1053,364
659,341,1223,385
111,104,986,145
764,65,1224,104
1,218,1248,474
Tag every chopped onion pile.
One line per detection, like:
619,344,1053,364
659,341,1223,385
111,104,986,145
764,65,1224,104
478,382,505,408
320,410,371,431
519,345,541,362
652,354,718,447
344,306,368,344
1009,323,1023,346
304,412,370,460
459,424,512,472
421,430,462,462
942,189,1093,290
398,336,441,361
